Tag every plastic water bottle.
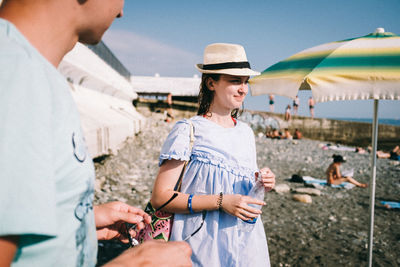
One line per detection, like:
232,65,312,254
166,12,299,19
238,172,265,232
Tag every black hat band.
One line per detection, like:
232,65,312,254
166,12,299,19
202,61,250,70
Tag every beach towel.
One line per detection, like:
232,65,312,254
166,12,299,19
381,201,400,209
341,169,354,177
322,144,356,152
302,176,356,189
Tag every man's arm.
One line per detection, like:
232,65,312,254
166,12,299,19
104,240,192,267
0,236,18,267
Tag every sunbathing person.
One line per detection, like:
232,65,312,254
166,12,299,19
376,145,400,160
293,128,302,139
355,147,367,154
271,129,282,139
283,128,293,140
326,155,367,188
391,146,400,160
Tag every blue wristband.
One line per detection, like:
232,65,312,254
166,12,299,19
188,194,194,214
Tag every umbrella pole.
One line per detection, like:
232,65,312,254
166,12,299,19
367,99,379,267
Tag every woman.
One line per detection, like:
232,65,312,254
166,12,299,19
285,104,291,121
326,154,367,188
150,43,275,266
269,94,274,112
283,128,293,140
293,95,299,115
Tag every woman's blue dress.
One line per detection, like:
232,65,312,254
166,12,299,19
159,116,270,267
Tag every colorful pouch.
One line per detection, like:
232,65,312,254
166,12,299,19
136,121,194,242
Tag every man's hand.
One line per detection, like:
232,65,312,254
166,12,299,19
94,201,151,243
104,240,192,267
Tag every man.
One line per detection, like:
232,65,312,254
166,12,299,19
164,93,174,122
0,0,191,266
292,95,299,116
268,94,274,112
308,96,315,118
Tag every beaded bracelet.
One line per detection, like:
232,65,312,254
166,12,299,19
188,194,194,214
217,192,223,211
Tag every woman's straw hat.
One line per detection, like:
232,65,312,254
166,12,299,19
196,43,260,76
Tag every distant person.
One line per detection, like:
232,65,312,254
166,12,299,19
265,128,281,139
308,97,315,118
269,94,275,112
0,1,192,266
265,128,273,138
165,92,174,122
326,155,367,188
293,128,302,139
355,147,367,154
285,104,291,121
376,145,400,160
283,128,293,140
151,43,275,266
293,95,299,115
271,128,282,139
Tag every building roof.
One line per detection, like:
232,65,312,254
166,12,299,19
131,75,201,96
59,43,137,101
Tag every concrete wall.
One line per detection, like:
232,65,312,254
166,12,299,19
135,101,399,151
248,111,400,151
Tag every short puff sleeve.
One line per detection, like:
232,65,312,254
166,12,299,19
159,119,192,166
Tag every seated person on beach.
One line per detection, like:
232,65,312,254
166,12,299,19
326,155,367,188
283,128,293,140
355,147,367,154
376,145,400,160
293,128,302,139
265,129,273,138
270,129,282,139
265,129,279,139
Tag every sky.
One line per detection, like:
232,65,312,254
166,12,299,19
103,0,400,119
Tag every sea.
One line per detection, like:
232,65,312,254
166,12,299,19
329,118,400,126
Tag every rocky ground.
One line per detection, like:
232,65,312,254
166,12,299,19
95,110,400,267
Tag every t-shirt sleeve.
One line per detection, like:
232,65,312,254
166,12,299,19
159,119,192,166
0,48,57,237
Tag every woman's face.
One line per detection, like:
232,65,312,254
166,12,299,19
208,74,249,111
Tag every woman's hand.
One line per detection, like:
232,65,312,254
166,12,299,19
258,167,275,192
94,201,151,243
220,194,265,221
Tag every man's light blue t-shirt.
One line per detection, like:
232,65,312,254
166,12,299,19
0,19,97,266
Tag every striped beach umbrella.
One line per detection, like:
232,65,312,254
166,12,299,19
249,28,400,267
250,28,400,102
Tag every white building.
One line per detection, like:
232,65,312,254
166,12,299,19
59,42,145,158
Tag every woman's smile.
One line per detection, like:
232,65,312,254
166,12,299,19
234,93,246,102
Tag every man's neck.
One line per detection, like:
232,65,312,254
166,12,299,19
0,1,79,67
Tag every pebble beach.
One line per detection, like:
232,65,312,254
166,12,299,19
95,110,400,266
